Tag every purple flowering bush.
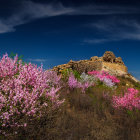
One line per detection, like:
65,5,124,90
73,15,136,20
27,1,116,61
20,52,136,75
68,73,94,93
68,70,121,92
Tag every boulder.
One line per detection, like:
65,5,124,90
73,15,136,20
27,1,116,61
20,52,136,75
90,56,99,61
103,51,116,63
115,57,124,65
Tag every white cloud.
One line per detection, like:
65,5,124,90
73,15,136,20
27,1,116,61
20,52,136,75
83,38,110,44
28,58,47,62
0,21,15,33
0,1,140,34
71,5,140,15
0,1,74,34
20,1,74,18
84,19,140,44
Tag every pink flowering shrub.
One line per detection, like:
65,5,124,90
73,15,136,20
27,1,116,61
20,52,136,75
68,73,78,89
0,53,19,78
88,70,120,87
0,53,64,135
68,73,93,92
112,88,140,110
45,70,61,86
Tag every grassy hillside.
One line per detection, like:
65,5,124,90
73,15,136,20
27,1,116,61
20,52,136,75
0,54,140,140
5,74,140,140
8,77,140,140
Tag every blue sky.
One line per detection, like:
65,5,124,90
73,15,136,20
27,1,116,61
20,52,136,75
0,0,140,80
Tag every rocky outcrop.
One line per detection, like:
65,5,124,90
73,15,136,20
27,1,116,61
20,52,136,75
68,60,102,73
115,57,124,65
52,51,135,79
102,62,127,76
103,51,116,63
103,51,124,65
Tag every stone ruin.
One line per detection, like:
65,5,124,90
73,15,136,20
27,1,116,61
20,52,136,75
52,51,128,76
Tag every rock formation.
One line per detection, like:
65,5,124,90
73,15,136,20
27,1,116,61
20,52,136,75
52,51,139,82
103,51,116,63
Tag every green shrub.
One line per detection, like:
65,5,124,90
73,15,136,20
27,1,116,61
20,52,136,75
72,70,81,80
61,69,81,81
61,69,72,80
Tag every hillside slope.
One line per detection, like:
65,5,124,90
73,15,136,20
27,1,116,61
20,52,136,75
0,52,140,140
52,51,139,83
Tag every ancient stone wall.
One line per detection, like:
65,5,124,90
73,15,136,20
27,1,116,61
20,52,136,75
52,51,128,76
70,60,102,73
102,62,128,76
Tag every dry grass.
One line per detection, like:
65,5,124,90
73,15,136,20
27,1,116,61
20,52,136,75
2,79,140,140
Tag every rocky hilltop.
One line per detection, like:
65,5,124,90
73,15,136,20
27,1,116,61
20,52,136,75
52,51,139,82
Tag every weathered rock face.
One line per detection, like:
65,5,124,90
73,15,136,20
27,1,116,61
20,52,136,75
90,56,99,61
115,57,124,65
69,60,102,73
103,51,116,63
52,51,128,77
102,62,127,76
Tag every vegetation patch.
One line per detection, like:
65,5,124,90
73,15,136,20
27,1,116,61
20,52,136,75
0,53,140,140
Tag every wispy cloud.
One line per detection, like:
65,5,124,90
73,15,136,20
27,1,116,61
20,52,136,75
71,5,140,15
0,21,15,33
83,19,140,44
0,0,140,34
28,58,47,62
0,1,74,34
83,38,111,44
